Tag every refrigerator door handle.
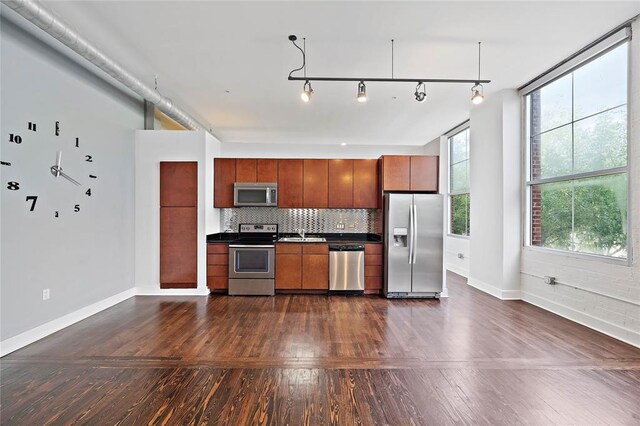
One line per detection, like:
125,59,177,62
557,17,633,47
407,204,413,265
411,204,418,264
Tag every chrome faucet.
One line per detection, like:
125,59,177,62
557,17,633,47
296,228,306,239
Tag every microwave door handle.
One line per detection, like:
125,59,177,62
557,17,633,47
266,188,271,204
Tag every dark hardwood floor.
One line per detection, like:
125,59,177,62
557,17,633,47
2,272,639,425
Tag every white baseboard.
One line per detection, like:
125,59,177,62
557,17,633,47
135,286,210,296
446,265,469,278
0,288,136,357
521,291,640,349
467,277,521,300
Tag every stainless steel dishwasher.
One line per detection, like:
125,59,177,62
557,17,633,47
329,245,365,294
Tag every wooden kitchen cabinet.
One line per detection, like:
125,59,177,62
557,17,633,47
364,243,384,294
353,159,378,208
380,155,411,191
380,155,439,193
328,159,353,208
278,159,304,208
235,158,257,182
275,243,303,289
214,158,235,207
410,156,439,192
160,207,197,288
207,243,229,291
302,244,329,290
160,161,198,289
160,162,198,207
257,159,278,182
275,243,329,290
303,159,328,208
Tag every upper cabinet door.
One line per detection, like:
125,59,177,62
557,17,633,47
160,162,197,207
410,156,439,192
381,156,411,191
303,159,328,208
235,158,257,182
214,158,235,208
278,159,304,208
328,159,353,208
353,159,378,208
257,159,278,183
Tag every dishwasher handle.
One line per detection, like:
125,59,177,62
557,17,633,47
329,245,365,252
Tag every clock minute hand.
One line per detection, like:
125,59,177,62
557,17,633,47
50,165,81,186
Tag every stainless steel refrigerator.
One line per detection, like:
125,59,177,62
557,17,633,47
384,193,443,298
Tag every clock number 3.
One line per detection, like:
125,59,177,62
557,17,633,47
26,196,37,211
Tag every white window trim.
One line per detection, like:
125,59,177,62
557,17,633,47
521,28,633,264
447,124,470,237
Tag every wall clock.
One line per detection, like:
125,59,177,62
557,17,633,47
2,120,97,217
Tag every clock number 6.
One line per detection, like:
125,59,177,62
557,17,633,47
26,196,37,211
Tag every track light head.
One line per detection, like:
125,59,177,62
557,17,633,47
301,80,313,102
471,83,484,105
414,82,426,103
357,81,367,103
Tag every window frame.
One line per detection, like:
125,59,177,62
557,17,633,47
447,122,471,237
520,30,632,264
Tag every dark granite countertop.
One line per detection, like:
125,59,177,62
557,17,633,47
206,232,382,244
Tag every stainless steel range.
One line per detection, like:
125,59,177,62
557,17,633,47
228,224,277,296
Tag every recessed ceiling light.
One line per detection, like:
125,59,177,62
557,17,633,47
341,142,347,146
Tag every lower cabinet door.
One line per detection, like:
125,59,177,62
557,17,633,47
160,207,197,288
275,254,302,289
302,254,329,290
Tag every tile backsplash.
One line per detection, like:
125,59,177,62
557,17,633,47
220,208,381,234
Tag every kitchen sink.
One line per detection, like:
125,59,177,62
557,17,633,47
278,236,326,242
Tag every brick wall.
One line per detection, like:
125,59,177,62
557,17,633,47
529,91,542,246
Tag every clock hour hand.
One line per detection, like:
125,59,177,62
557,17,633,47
50,165,81,186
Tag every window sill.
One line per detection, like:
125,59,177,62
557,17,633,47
447,233,470,240
522,245,631,267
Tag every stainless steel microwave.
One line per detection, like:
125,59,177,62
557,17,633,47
233,183,278,207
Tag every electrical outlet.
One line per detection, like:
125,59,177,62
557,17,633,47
42,288,50,300
544,276,557,285
457,253,465,259
336,222,345,229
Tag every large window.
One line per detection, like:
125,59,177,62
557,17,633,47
449,127,470,236
525,41,629,259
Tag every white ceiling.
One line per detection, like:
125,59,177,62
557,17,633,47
42,1,640,146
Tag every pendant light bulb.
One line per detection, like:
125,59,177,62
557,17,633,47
357,81,367,103
471,83,484,105
301,80,313,102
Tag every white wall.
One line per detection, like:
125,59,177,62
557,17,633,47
423,137,440,156
520,20,640,348
468,90,521,299
134,130,220,295
0,18,141,351
220,142,424,158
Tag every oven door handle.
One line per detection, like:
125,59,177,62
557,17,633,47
229,244,275,248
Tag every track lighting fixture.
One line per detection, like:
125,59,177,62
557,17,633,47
471,42,484,105
357,81,367,103
287,35,490,104
414,82,426,102
301,80,313,102
471,84,484,104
